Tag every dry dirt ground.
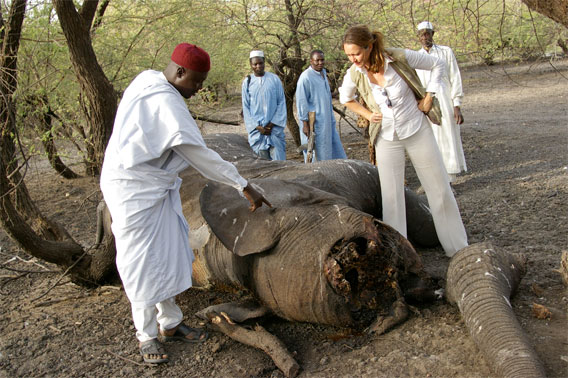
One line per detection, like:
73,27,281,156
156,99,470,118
1,58,567,378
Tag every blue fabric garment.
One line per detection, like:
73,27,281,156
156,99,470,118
295,67,346,162
241,72,287,160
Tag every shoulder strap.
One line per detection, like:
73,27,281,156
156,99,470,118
385,48,425,101
386,49,443,125
385,47,407,63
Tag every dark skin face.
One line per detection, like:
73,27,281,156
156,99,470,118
250,57,265,77
418,29,435,51
310,52,325,72
164,61,208,99
162,61,271,212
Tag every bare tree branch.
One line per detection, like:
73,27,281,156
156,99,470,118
91,0,110,32
78,0,99,30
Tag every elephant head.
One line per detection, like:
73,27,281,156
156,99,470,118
177,133,438,331
194,178,432,329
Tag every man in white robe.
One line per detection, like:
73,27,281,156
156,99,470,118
416,21,467,183
100,43,270,364
296,50,346,162
241,50,287,160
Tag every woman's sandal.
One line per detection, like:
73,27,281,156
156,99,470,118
159,322,208,344
139,338,169,364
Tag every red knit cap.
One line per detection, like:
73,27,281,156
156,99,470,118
171,43,210,72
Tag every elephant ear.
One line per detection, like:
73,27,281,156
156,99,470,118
200,178,348,256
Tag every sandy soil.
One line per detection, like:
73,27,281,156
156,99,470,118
0,58,567,378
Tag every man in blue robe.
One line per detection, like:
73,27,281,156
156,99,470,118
241,50,287,160
296,50,346,162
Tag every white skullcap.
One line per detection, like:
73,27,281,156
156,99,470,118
249,50,264,59
417,21,434,31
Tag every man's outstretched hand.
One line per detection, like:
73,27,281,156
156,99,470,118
243,184,272,212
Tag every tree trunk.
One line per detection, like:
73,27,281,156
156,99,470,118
0,0,71,242
52,0,117,176
558,38,568,54
284,86,300,148
40,110,80,179
521,0,568,28
272,0,306,148
273,50,303,148
0,0,118,287
25,94,80,179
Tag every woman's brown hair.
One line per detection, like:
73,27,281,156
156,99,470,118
342,25,386,73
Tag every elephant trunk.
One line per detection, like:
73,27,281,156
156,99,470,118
446,242,545,378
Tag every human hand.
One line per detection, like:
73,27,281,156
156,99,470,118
302,122,310,137
243,183,272,212
454,106,464,125
256,125,271,135
418,93,433,113
264,123,273,135
367,112,383,124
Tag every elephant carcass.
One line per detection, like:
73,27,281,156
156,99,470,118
180,133,437,330
96,133,543,377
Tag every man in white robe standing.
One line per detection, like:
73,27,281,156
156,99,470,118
241,50,287,160
296,50,347,162
100,43,271,364
416,21,467,183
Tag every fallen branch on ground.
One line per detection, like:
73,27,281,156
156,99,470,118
190,111,240,125
205,311,300,378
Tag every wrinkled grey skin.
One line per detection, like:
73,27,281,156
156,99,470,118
446,242,545,378
182,133,439,249
181,133,436,329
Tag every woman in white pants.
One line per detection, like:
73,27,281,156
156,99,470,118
339,25,467,256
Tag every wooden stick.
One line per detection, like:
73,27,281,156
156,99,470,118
190,111,239,125
206,311,300,378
